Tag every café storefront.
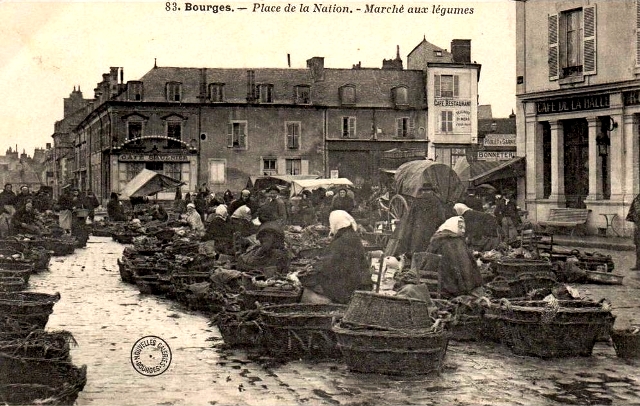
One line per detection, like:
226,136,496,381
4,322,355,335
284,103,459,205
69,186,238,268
521,91,640,236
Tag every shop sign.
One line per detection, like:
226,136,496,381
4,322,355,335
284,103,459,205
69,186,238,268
484,134,516,146
119,154,189,162
434,99,472,107
477,151,515,161
623,90,640,106
536,94,610,115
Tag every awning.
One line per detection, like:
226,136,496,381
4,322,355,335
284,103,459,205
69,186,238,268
289,178,353,197
469,157,525,186
247,174,319,191
119,169,184,199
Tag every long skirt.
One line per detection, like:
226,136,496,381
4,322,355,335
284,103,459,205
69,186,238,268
59,210,72,231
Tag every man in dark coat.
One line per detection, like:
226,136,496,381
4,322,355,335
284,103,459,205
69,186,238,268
394,182,451,259
330,188,356,214
462,189,484,211
0,183,16,210
228,189,257,215
256,186,287,225
454,203,501,251
83,190,100,221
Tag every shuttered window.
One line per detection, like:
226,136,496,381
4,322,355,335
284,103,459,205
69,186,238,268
227,121,247,149
342,117,356,138
583,5,596,75
548,14,559,80
286,122,301,149
395,117,415,138
435,75,459,98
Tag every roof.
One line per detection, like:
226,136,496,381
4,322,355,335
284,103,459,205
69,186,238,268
407,38,454,65
469,157,525,186
119,169,184,199
478,117,516,135
136,66,426,108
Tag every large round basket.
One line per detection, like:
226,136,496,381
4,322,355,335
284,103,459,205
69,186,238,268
493,258,553,279
611,329,640,359
240,288,302,310
0,330,75,361
260,303,346,360
0,262,34,272
218,321,263,348
0,277,28,293
332,323,449,375
0,292,60,315
342,291,433,330
117,258,135,284
489,299,615,358
31,239,75,256
0,356,87,405
486,272,558,299
135,276,161,295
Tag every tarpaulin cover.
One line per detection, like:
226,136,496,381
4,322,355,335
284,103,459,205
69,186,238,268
119,169,184,199
247,175,319,192
469,156,525,186
289,178,353,197
394,160,465,203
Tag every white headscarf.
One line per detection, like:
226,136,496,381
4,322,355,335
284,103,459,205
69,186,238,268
186,203,196,210
231,205,252,221
329,210,357,236
436,216,465,237
214,205,228,220
454,203,471,216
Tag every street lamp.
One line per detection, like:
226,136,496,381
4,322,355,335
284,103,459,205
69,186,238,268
596,133,610,157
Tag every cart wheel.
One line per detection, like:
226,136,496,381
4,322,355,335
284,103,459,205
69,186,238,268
388,195,409,222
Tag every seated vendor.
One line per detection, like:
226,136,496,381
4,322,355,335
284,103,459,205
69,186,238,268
426,216,483,298
300,210,372,304
204,205,235,255
229,205,258,238
183,203,205,238
149,203,168,222
10,199,42,236
237,222,291,273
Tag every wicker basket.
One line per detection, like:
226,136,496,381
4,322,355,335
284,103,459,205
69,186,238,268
32,239,76,256
494,258,553,279
0,262,34,272
0,277,27,292
333,323,449,375
260,303,346,359
342,291,433,330
0,268,31,284
0,330,75,361
135,276,161,295
492,299,615,358
0,292,60,315
218,320,263,348
241,288,302,310
117,258,135,284
611,329,640,358
486,272,558,299
0,356,87,405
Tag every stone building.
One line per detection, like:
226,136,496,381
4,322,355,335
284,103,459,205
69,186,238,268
516,0,640,235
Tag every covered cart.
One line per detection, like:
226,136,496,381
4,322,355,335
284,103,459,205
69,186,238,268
119,169,185,200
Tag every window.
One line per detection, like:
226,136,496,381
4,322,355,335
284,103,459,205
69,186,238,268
166,122,182,149
209,83,224,102
286,122,301,149
434,50,443,57
166,82,182,102
396,117,415,138
286,159,301,175
164,163,182,181
339,85,356,105
126,163,144,181
263,158,277,175
227,121,247,149
440,111,453,133
258,84,273,103
127,122,143,145
342,117,356,138
127,81,143,101
435,75,459,98
295,85,310,104
209,159,226,184
146,162,162,171
549,6,596,80
392,86,409,106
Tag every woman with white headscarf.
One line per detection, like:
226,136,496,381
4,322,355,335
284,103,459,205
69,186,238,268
230,205,258,237
300,210,372,304
426,216,483,298
453,203,501,252
184,203,205,238
203,205,235,254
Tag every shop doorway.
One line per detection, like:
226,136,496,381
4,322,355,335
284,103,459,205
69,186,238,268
563,119,589,209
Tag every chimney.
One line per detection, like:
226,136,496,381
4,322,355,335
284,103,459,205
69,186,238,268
306,57,325,82
287,54,291,68
120,67,124,84
46,143,51,149
451,39,471,63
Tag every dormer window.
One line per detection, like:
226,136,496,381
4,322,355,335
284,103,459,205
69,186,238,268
209,83,225,102
166,82,182,102
392,86,409,106
295,85,310,104
339,85,356,105
434,50,443,57
257,84,273,103
127,81,143,101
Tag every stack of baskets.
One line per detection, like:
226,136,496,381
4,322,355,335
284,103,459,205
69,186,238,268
493,258,554,279
484,298,615,358
332,291,448,375
260,303,346,360
485,272,559,299
0,292,87,405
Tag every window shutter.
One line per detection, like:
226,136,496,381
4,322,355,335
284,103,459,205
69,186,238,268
227,123,233,147
301,160,309,175
583,5,597,75
434,75,441,98
239,123,247,148
349,117,356,138
453,76,459,97
409,118,416,138
637,0,640,67
548,14,559,80
277,158,286,174
396,118,402,137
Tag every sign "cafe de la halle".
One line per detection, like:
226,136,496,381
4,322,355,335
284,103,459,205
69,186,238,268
536,94,610,115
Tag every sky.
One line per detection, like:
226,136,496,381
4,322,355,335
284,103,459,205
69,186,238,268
0,0,516,158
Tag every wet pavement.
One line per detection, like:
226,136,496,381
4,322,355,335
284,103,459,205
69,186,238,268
26,236,640,406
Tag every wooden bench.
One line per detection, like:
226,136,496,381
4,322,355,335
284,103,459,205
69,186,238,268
538,208,591,236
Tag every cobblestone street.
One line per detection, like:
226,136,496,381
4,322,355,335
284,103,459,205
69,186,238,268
27,236,640,406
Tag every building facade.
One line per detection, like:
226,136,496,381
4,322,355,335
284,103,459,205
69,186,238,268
516,0,640,235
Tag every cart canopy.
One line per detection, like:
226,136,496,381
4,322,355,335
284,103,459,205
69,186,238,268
119,169,184,199
394,160,465,203
289,178,353,197
247,175,319,192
